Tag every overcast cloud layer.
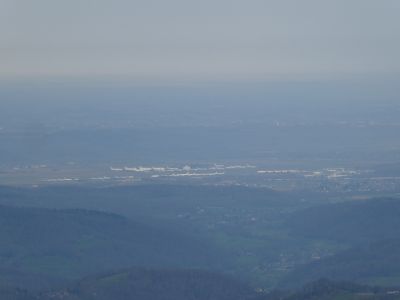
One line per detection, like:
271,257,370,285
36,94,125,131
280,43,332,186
1,0,400,81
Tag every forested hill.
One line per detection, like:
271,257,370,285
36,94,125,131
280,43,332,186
259,279,400,300
280,239,400,289
281,198,400,288
40,268,255,300
287,198,400,243
3,276,399,300
0,205,220,290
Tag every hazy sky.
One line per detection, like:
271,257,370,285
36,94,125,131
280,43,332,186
1,0,400,81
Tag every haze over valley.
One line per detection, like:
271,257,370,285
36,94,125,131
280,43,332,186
2,0,400,299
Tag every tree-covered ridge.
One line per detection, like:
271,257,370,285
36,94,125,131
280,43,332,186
40,268,255,300
281,198,400,288
287,198,400,243
280,239,400,289
3,276,399,300
261,279,400,300
0,205,220,290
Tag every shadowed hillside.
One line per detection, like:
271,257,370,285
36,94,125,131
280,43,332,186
40,268,256,300
0,205,220,290
287,198,400,243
